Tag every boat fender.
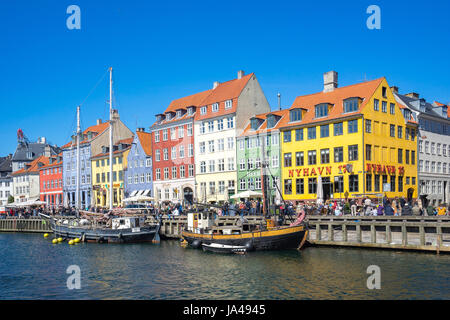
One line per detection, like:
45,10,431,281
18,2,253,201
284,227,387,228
118,233,123,239
97,237,104,244
191,239,202,249
245,240,254,251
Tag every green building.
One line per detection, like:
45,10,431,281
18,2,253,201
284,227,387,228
236,110,286,208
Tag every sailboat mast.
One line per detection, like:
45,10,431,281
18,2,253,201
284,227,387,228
260,134,268,216
76,105,81,210
109,67,114,210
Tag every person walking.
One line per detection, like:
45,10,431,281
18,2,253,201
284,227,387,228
350,198,357,216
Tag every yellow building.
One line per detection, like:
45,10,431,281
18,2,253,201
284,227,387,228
279,72,418,201
91,139,131,207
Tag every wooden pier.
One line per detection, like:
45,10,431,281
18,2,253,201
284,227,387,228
2,214,450,253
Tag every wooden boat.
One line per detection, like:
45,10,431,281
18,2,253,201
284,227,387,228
202,243,247,254
39,213,160,243
182,211,308,251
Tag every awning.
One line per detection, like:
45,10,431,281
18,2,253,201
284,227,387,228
130,190,138,197
143,189,150,196
137,190,144,196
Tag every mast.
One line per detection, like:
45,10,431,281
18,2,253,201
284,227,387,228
109,67,113,210
260,134,268,216
76,105,81,209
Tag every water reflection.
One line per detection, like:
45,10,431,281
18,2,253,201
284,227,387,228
1,233,450,299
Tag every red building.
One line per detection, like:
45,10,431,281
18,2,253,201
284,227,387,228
150,91,210,204
39,153,63,208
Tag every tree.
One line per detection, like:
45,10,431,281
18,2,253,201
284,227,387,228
8,195,14,204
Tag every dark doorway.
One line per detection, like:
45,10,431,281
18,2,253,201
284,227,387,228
183,187,193,205
407,188,414,203
322,177,332,201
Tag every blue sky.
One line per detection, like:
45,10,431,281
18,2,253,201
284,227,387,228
0,0,449,155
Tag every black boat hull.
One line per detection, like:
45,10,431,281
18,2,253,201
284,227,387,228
183,225,307,251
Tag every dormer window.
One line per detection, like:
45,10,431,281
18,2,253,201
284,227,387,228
176,110,182,118
200,106,207,115
250,118,263,130
212,103,219,112
187,107,194,115
343,98,360,113
225,100,232,109
289,109,302,122
156,114,163,122
166,113,172,121
315,103,329,118
26,152,33,159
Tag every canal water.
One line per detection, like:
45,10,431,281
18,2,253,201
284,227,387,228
1,232,450,300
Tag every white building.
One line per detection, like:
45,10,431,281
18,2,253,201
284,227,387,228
194,71,271,203
394,89,450,206
0,155,13,207
11,155,48,204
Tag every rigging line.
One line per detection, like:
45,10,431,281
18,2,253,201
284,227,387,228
78,68,110,108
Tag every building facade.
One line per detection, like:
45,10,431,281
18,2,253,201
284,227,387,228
151,89,210,204
62,111,133,209
91,139,131,208
394,91,450,206
236,110,285,206
194,71,271,204
39,154,63,208
0,155,13,207
11,155,49,204
280,71,418,202
124,128,153,198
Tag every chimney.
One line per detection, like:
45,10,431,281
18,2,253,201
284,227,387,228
97,119,102,125
277,93,281,111
44,146,51,157
406,92,419,99
213,81,220,89
137,128,145,132
323,71,338,93
237,70,245,79
390,86,399,94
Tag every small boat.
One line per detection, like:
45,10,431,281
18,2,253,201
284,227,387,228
182,210,308,251
40,213,160,243
201,243,247,254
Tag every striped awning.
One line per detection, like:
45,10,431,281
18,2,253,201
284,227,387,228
130,190,138,197
143,189,150,196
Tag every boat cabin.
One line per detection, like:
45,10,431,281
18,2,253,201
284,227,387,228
187,212,215,233
111,217,144,230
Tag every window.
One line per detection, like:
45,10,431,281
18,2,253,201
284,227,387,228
349,175,359,192
374,99,379,111
178,126,184,138
320,149,330,164
164,168,169,179
320,125,329,138
171,128,176,140
200,106,207,115
146,172,151,183
284,131,291,143
315,104,328,118
218,159,225,171
163,129,168,141
188,164,194,177
295,129,303,141
419,141,423,153
179,145,185,158
296,152,304,166
334,122,343,136
382,86,387,98
146,158,151,167
187,123,193,136
217,119,224,131
437,143,441,155
240,179,246,190
296,178,304,194
284,179,292,194
188,144,194,157
239,159,245,170
365,119,372,133
200,161,206,173
366,174,372,192
199,142,206,154
405,128,410,140
390,176,396,192
382,101,387,113
374,175,380,192
348,145,358,161
390,125,395,137
390,103,395,114
307,127,316,139
348,120,358,133
208,121,214,132
308,150,317,165
405,150,410,164
344,98,358,113
225,99,232,109
227,117,234,128
218,181,225,194
218,139,224,151
425,141,429,153
171,146,177,160
209,160,215,172
284,153,292,167
366,144,372,161
272,155,279,168
334,147,344,162
397,148,402,164
308,178,317,194
398,126,403,139
227,137,234,150
208,140,215,153
180,165,185,178
290,109,302,122
212,103,219,112
200,122,206,134
228,158,234,171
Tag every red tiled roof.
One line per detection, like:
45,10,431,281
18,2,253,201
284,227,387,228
117,137,133,145
12,155,50,176
435,101,450,118
62,122,110,148
278,78,384,128
240,109,288,137
136,131,152,156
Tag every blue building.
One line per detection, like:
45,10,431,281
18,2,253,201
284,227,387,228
124,128,153,198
